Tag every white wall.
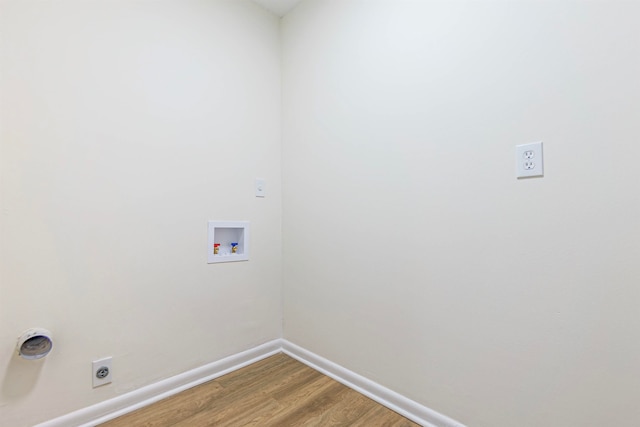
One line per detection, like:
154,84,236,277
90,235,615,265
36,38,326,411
0,1,282,426
3,1,640,426
282,1,640,426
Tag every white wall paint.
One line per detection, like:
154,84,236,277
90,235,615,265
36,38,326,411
252,0,303,17
281,1,640,426
0,1,282,426
4,1,640,426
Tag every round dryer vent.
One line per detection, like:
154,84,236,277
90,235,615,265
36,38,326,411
17,328,53,360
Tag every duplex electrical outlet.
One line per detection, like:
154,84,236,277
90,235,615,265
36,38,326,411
92,357,113,388
516,142,544,178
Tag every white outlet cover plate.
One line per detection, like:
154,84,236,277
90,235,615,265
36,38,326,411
92,357,113,388
255,178,265,197
516,141,544,178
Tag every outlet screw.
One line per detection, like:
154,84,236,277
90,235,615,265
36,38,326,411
96,366,110,379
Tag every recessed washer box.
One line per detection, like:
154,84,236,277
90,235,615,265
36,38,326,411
207,221,250,263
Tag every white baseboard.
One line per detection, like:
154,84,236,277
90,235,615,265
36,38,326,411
37,339,465,427
34,339,281,427
281,339,466,427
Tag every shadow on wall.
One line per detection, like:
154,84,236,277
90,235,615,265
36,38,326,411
2,354,47,399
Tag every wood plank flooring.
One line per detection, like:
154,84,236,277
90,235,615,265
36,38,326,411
100,353,420,426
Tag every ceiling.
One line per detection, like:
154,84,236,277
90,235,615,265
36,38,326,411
252,0,303,17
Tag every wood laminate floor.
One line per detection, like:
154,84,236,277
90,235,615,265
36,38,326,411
100,353,420,426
